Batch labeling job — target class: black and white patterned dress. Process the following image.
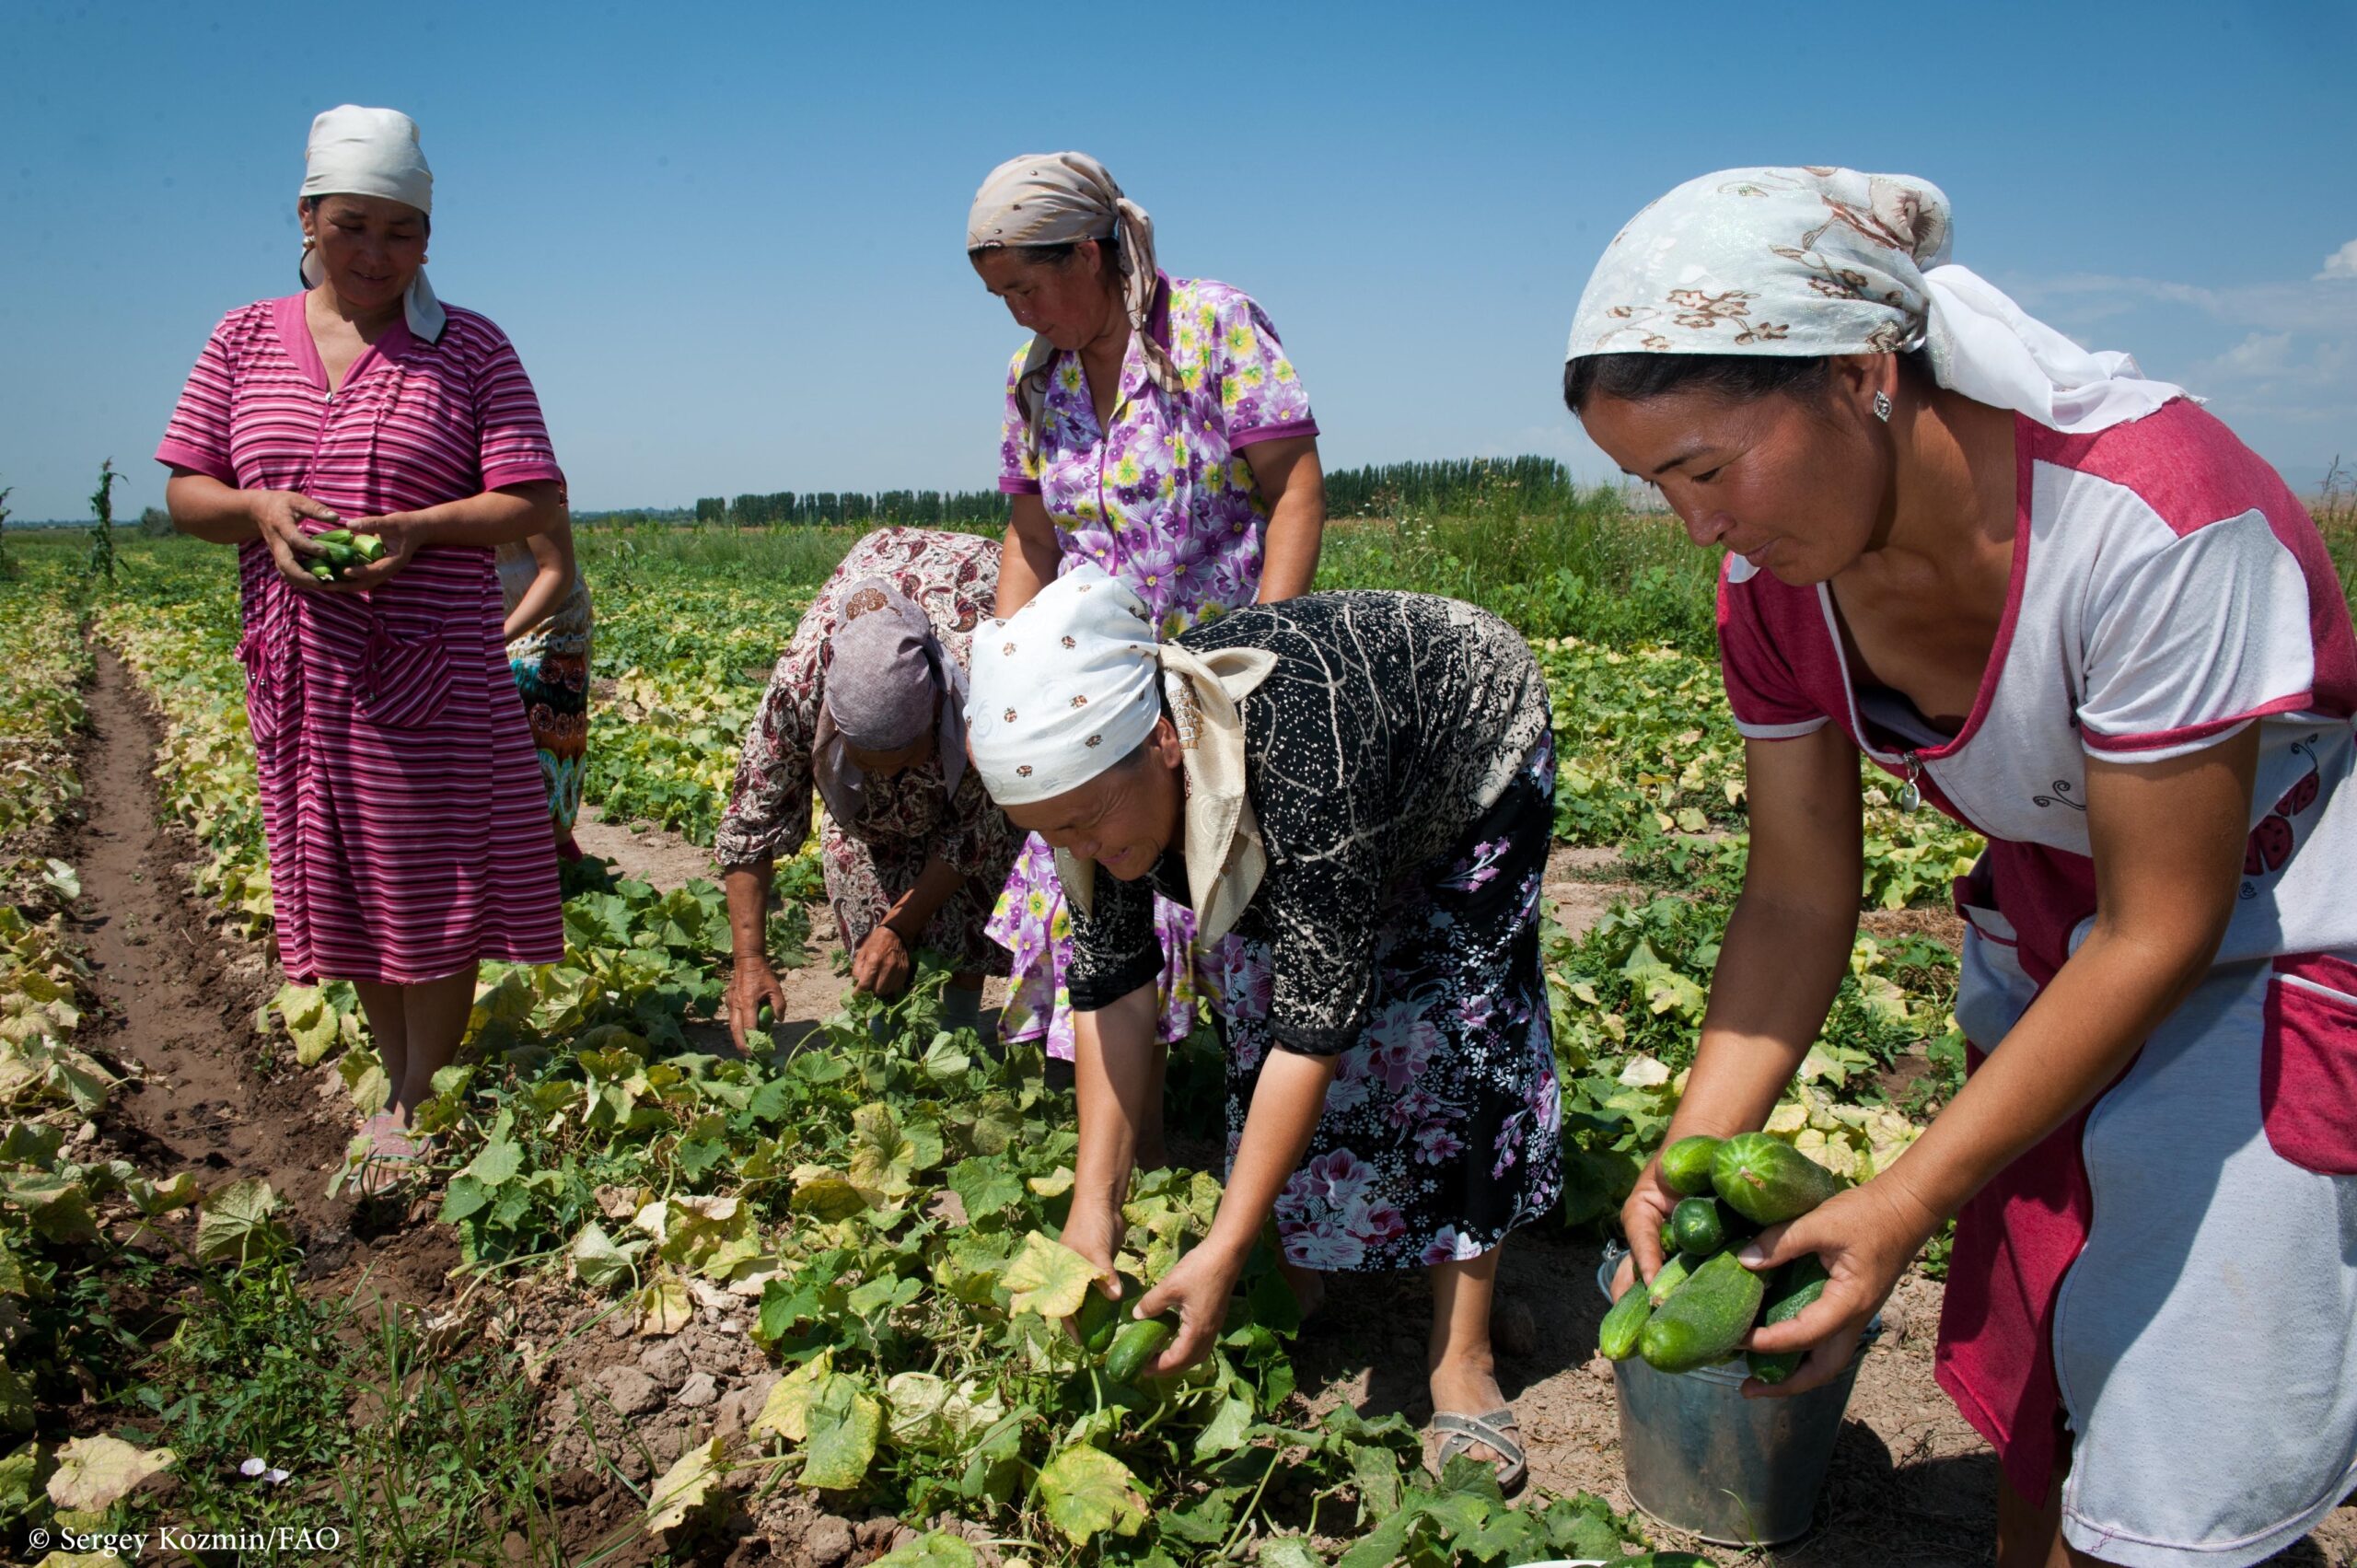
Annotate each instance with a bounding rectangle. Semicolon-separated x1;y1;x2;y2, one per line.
1066;592;1563;1269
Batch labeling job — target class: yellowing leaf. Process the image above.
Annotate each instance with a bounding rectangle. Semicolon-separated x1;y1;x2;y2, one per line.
800;1374;882;1491
999;1231;1096;1319
47;1434;176;1511
753;1350;834;1443
1037;1443;1149;1544
195;1177;284;1264
635;1275;693;1337
790;1166;875;1220
1616;1055;1672;1089
644;1434;728;1536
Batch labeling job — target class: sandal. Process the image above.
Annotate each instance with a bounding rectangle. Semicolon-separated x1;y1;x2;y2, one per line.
1429;1407;1527;1493
348;1113;430;1199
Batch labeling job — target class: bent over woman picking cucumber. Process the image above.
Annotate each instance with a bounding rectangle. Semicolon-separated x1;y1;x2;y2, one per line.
963;567;1562;1489
156;107;570;1196
1570;168;2357;1567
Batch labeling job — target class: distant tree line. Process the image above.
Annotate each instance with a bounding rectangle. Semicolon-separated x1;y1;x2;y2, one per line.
1320;456;1589;517
696;489;1009;528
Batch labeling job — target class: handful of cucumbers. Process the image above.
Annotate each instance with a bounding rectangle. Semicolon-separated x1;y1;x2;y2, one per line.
1603;1132;1841;1381
1068;1273;1177;1384
304;527;387;581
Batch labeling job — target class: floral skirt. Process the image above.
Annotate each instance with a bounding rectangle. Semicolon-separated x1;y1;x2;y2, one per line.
505;632;589;839
1202;734;1563;1272
986;835;1203;1060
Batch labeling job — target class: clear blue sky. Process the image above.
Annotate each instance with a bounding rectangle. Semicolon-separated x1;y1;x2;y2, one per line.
6;0;2354;519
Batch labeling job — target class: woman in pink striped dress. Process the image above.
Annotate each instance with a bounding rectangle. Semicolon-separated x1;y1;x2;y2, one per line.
157;107;566;1191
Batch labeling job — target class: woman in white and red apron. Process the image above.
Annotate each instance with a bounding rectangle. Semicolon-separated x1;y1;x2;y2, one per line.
1573;168;2357;1566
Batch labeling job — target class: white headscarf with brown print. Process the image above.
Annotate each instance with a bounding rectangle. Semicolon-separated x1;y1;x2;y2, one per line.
1565;166;2188;439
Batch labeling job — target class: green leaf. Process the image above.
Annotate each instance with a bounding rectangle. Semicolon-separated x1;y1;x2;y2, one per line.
999;1230;1095;1319
194;1177;284;1263
945;1156;1024;1224
800;1373;882;1492
2;1174;100;1245
568;1221;644;1291
871;1534;979;1568
1192;1394;1254;1460
438;1175;492;1224
0;1358;33;1433
1348;1441;1403;1515
463;1137;523;1187
1257;1541;1324;1568
1037;1443;1150;1545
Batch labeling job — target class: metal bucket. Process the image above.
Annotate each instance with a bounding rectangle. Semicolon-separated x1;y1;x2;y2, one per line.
1597;1244;1875;1546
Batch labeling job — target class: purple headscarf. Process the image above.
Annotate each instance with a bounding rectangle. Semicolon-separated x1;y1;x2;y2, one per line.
813;579;969;825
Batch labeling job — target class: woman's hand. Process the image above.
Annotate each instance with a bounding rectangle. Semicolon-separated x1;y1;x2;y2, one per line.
1613;1158;1687;1300
1736;1176;1943;1398
850;926;912;998
328;514;427;591
726;955;790;1052
1134;1236;1247;1376
249;490;343;588
1061;1192;1124;1291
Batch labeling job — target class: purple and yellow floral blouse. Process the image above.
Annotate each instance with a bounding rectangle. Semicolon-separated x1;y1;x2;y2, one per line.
996;273;1318;639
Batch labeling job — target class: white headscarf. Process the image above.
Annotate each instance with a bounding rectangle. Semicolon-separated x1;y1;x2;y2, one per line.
300;105;446;343
966;563;1277;943
1565;167;2189;436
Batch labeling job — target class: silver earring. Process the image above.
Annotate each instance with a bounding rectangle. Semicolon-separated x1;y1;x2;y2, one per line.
1872;390;1893;423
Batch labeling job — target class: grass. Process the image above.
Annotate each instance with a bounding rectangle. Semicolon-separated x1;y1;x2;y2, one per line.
113;1252;576;1566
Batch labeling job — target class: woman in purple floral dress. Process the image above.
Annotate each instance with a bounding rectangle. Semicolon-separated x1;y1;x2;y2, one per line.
715;528;1018;1046
966;151;1328;1098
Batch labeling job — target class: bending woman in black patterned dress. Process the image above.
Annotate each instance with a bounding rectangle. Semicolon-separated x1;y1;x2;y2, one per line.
963;563;1562;1488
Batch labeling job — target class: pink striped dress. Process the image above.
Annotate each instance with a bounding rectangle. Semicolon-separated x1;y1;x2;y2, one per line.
156;293;566;984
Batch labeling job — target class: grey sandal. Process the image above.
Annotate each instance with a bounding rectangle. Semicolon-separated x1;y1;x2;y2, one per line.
1429;1407;1527;1492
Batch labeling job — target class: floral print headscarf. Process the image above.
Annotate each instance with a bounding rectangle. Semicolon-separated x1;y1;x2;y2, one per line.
1565;166;2187;435
967;151;1180;433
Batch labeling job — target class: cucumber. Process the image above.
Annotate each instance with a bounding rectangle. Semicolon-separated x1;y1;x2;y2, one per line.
1103;1317;1174;1383
1639;1249;1767;1375
1712;1132;1842;1226
352;533;387;562
1069;1272;1144;1356
1598;1273;1653;1361
308;563;336;581
1657;1219;1677;1256
1746;1254;1830;1386
1669;1197;1735;1258
1644;1249;1697;1308
314;528;354;544
1658;1134;1723;1198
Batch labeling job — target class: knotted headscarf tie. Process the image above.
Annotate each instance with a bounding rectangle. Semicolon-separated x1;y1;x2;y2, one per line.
967;151;1180;435
965;563;1275;944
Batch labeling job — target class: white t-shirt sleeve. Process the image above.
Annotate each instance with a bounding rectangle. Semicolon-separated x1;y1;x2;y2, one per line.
2077;508;2318;763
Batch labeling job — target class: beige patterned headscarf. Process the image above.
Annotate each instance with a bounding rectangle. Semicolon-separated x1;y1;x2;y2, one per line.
967;152;1180;432
1564;166;2187;436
